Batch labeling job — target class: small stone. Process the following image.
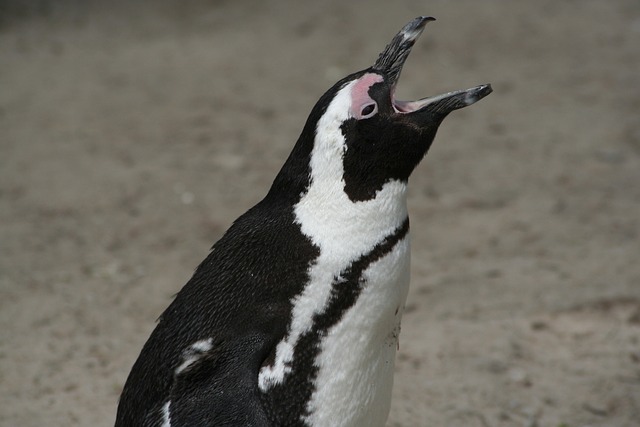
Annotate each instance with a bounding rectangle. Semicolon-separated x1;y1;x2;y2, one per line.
508;368;532;387
530;320;548;331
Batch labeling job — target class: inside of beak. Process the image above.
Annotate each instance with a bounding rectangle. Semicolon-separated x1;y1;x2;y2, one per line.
393;84;493;114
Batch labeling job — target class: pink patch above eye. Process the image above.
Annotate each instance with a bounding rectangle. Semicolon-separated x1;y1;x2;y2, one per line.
350;73;384;119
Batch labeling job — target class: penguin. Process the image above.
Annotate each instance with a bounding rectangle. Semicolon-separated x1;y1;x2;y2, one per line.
116;16;491;427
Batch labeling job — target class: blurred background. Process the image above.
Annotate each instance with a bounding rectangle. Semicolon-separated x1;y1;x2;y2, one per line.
1;1;639;426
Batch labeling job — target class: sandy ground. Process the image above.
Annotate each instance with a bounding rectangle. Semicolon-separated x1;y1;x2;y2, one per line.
2;1;640;426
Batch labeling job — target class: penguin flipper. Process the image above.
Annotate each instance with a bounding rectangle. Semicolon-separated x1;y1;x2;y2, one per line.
163;336;272;427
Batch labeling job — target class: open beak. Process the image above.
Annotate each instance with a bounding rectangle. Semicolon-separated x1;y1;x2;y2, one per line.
373;16;492;116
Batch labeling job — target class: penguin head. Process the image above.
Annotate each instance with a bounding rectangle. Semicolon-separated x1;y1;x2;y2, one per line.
273;17;492;203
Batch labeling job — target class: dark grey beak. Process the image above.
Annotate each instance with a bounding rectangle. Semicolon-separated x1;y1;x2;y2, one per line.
373;16;435;88
413;84;493;115
374;16;492;116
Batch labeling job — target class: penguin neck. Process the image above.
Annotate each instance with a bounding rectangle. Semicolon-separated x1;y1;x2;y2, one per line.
295;124;409;257
294;177;408;254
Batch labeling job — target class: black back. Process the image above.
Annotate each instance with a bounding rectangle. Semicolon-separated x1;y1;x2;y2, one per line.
115;195;320;426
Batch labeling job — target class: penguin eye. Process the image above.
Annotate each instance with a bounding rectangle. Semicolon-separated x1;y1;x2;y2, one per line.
359;103;378;119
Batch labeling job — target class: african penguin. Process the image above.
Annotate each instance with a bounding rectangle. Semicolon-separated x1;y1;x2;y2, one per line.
116;16;492;427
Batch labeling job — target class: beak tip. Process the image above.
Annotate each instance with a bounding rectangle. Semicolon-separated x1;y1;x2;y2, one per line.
464;84;493;106
401;16;436;42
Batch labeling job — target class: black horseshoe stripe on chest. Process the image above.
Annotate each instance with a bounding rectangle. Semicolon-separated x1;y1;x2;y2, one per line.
262;217;410;425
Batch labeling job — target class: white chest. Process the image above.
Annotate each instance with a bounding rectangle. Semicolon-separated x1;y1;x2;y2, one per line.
303;235;411;427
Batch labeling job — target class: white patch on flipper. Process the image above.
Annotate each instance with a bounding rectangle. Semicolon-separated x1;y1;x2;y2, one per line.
303;237;411;427
175;338;214;375
258;75;410;397
160;340;212;426
161;401;171;427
